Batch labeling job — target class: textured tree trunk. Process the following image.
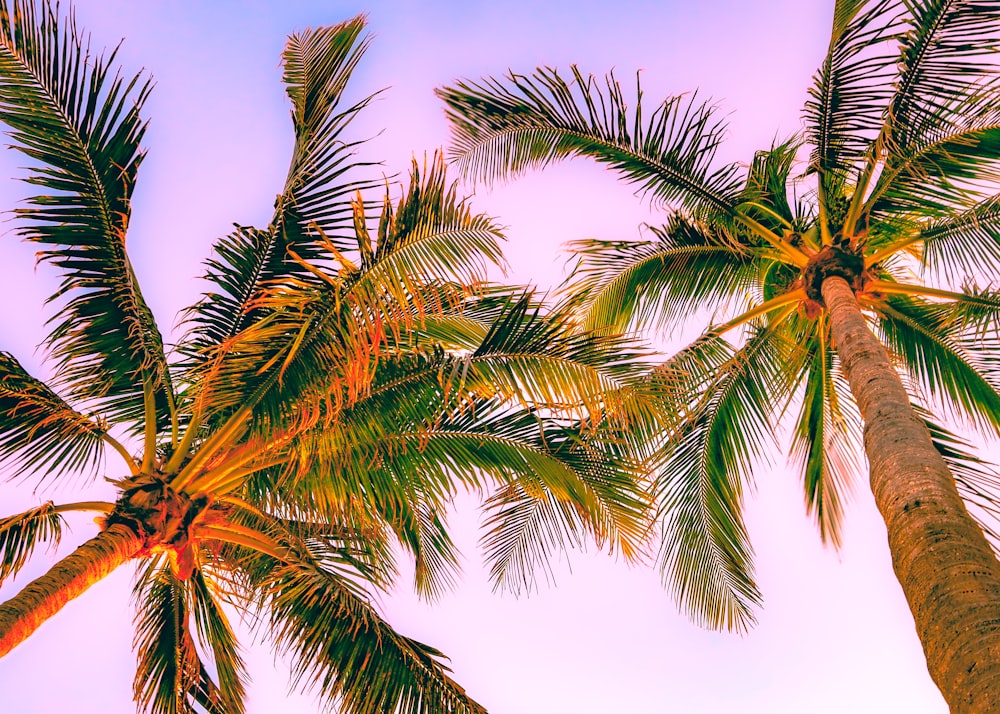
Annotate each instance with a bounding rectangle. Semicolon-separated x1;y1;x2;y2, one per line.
823;275;1000;713
0;522;142;658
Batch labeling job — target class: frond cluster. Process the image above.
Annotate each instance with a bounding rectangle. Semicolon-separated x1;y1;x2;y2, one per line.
441;0;1000;632
0;3;670;713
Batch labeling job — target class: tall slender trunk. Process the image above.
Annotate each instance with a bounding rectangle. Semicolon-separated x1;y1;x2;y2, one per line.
0;522;142;658
823;275;1000;713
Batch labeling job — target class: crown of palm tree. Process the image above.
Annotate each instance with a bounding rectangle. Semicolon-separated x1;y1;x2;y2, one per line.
438;0;1000;708
0;3;666;712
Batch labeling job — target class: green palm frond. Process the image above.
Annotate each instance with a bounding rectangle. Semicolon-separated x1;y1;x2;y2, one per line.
348;156;504;320
278;513;399;590
133;562;235;714
466;291;654;411
0;502;63;584
874;293;1000;434
188;567;246;714
480;420;649;594
405;309;491;351
394;492;461;601
268;464;459;604
218;497;396;596
282;17;382;244
0;351;115;479
919;193;1000;275
654;327;796;632
0;0;172;427
866;90;1000;219
184;224;284;359
352;407;594;507
255;421;461;600
787;316;862;546
187;155;504;431
919;407;1000;550
268;307;656;598
437;66;744;222
480;482;585;593
563;215;759;334
292;397;649;568
805;0;903;179
264;350;472;519
930;285;1000;339
264;553;487;714
183;16;381;361
740;136;802;230
882;0;1000;156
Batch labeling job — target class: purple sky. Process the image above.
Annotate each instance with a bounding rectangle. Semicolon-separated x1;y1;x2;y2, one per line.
0;1;951;711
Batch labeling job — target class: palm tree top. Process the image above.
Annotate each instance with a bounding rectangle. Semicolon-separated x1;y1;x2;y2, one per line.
0;3;667;713
438;0;1000;632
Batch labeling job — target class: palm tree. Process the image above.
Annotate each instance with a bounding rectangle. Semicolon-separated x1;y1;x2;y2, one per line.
0;3;660;712
438;0;1000;710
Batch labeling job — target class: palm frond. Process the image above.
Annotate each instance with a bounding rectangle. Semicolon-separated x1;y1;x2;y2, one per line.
264;408;462;601
326;406;593;509
0;0;172;427
132;561;235;714
787;315;862;546
289;382;650;579
282;17;382;244
186;155;504;431
740;135;802;230
919;192;1000;276
874;293;1000;434
654;326;796;632
881;0;1000;157
183;15;381;361
0;502;63;585
188;567;247;714
393;491;462;601
263;552;487;714
464;291;655;414
480;482;585;594
479;420;649;594
348;155;505;322
0;351;110;480
930;284;1000;340
562;214;759;335
218;497;397;596
867;89;1000;219
805;0;903;177
438;66;744;223
917;406;1000;551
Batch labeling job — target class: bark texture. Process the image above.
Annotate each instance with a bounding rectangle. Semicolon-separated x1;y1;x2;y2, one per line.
823;275;1000;713
0;522;142;658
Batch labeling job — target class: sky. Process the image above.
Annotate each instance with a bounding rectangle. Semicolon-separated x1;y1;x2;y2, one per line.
0;1;953;712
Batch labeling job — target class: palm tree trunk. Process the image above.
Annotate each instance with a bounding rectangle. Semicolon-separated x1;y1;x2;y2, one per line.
823;275;1000;713
0;522;142;658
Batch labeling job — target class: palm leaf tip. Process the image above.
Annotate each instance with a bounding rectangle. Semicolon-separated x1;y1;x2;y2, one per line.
0;350;109;480
267;558;487;714
0;502;64;584
282;15;370;124
279;14;385;250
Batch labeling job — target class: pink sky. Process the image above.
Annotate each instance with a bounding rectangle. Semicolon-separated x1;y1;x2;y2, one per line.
0;1;950;711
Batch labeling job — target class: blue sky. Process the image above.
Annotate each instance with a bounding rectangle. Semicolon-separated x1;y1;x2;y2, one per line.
0;1;949;712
